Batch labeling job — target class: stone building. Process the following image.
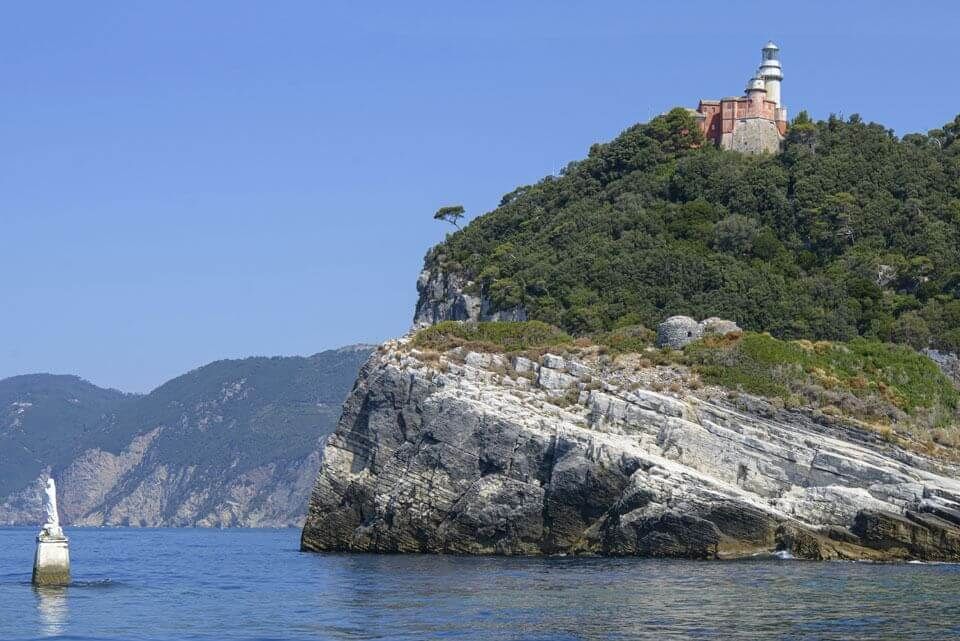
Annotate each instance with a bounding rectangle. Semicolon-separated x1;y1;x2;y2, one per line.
694;42;788;154
655;316;742;350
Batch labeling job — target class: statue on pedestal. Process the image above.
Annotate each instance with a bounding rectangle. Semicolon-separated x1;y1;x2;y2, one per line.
33;477;70;586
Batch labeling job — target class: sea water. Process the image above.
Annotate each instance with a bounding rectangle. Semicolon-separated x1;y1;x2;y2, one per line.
0;527;958;640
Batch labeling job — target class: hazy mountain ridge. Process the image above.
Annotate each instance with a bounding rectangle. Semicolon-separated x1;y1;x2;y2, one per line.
0;345;373;527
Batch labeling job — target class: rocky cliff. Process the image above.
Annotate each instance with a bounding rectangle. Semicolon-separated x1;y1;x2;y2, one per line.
301;340;960;560
413;266;526;327
1;345;372;528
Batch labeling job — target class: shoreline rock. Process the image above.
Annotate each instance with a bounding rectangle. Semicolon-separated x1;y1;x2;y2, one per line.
301;342;960;561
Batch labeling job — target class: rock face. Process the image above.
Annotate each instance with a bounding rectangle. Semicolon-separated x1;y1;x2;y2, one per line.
721;117;783;154
413;267;526;327
655;316;742;349
301;342;960;560
0;346;372;527
923;349;960;388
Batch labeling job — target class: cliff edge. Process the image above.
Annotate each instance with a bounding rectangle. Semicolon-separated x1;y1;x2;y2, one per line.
301;339;960;560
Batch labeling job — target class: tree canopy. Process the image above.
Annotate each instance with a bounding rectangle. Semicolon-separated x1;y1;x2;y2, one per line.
434;205;466;228
424;108;960;352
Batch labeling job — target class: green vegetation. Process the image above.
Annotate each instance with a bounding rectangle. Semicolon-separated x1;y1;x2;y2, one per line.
425;107;960;352
434;205;466;228
0;346;373;498
685;333;958;428
0;375;135;498
411;320;959;447
413;320;572;352
593;324;656;355
133;347;372;474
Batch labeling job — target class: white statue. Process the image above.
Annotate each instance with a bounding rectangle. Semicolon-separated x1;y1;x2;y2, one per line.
34;477;69;585
42;478;62;536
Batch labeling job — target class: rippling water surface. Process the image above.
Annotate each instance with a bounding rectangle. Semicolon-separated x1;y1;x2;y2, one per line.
1;527;958;640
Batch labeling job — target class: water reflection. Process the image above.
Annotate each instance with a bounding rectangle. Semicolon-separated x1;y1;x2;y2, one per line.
33;585;68;636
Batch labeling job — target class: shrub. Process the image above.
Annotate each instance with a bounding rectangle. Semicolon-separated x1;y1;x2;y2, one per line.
412;321;573;353
684;332;959;426
593;324;655;354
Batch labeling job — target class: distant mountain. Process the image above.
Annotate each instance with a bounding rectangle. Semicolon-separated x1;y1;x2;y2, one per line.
0;345;373;527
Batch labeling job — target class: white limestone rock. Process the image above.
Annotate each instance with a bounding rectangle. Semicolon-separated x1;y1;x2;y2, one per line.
301;343;960;561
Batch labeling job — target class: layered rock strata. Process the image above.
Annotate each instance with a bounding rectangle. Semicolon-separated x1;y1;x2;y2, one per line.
302;342;960;560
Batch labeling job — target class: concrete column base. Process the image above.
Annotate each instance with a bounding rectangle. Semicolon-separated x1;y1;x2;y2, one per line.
32;530;70;586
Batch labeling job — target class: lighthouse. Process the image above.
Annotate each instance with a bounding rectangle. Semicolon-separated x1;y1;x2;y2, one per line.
693;41;789;153
759;41;784;115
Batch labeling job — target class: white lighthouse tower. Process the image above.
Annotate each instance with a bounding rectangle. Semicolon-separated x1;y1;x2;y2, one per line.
759;41;783;108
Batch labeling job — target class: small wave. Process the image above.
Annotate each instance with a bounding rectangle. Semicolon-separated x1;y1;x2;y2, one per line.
31;578;119;589
744;549;796;561
69;578;118;588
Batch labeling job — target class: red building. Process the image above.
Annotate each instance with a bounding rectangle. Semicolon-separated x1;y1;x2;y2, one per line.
694;42;788;153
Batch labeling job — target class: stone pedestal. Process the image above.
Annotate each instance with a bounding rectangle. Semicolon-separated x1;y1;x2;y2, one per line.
32;529;70;586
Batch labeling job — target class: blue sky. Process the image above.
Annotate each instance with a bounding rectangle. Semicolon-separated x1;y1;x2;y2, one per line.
3;1;959;393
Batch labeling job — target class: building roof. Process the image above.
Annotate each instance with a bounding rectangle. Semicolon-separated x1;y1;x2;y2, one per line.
763;41;779;50
746;76;766;92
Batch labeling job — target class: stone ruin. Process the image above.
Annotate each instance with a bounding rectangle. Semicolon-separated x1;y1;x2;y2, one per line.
655;316;742;349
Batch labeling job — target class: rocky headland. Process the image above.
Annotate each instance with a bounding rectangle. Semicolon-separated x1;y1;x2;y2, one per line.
301;338;960;560
302;108;960;560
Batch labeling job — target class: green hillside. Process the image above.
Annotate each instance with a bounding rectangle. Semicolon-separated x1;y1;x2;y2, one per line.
0;375;135;498
0;346;372;499
118;347;372;479
427;109;960;351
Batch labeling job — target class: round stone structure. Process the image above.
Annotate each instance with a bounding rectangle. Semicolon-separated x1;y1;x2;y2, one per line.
655;316;742;349
656;316;703;349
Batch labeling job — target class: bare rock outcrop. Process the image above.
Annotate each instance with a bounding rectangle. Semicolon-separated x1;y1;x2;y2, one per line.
413;267;526;328
301;342;960;560
923;349;960;388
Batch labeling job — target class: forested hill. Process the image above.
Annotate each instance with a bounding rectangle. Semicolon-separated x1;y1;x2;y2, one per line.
0;345;373;527
423;109;960;351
